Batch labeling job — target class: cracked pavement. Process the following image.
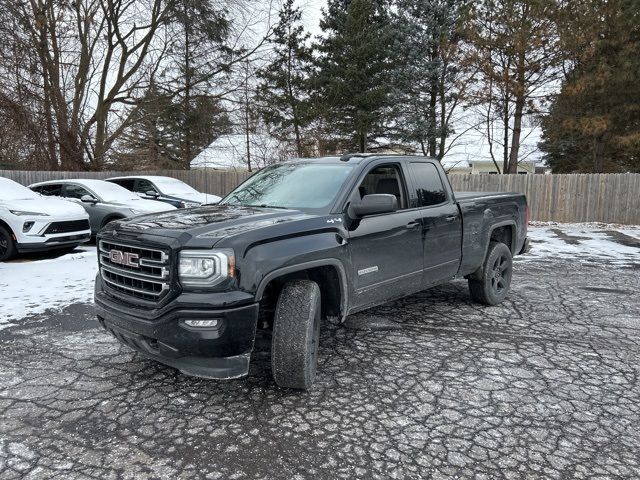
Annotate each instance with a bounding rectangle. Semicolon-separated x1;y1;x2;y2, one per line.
1;254;640;479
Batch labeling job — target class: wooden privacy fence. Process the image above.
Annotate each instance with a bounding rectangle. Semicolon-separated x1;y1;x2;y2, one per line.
448;173;640;225
0;169;251;198
2;169;639;225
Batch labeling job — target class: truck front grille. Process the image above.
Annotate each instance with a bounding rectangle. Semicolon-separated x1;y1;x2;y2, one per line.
98;240;170;302
45;219;90;234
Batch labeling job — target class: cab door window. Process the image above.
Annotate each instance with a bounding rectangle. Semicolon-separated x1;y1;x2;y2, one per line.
135;179;158;195
63;184;93;200
356;164;408;210
35;184;63;196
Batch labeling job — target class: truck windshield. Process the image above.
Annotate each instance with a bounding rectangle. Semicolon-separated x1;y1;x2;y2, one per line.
221;163;353;211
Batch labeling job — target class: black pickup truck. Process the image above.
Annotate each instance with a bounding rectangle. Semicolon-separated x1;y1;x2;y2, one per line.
95;155;529;389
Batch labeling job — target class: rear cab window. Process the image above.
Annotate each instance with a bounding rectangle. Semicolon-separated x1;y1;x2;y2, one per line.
409;162;448;207
111;179;136;190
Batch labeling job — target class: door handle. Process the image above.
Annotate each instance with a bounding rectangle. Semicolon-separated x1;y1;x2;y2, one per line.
406;221;420;229
444;215;458;222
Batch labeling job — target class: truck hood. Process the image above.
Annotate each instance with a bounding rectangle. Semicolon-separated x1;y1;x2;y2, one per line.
110;205;316;241
0;197;88;217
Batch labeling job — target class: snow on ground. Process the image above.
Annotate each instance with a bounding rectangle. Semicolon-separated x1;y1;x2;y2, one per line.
0;247;97;330
521;222;640;267
0;224;638;330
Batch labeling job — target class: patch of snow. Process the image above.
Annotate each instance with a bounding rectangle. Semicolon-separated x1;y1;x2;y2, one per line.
0;247;97;330
520;223;640;266
0;223;637;330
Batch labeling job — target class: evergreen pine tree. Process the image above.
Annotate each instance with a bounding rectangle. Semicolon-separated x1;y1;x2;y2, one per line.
540;0;640;173
257;0;313;157
390;0;468;159
313;0;393;153
167;0;236;168
115;84;230;170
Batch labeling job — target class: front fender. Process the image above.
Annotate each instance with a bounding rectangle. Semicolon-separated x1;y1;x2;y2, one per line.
238;231;350;308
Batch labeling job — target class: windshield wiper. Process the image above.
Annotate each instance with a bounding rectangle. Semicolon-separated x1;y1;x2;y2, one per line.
253;204;290;209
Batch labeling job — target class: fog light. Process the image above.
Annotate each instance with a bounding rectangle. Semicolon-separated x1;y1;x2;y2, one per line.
23;221;35;233
184;319;219;328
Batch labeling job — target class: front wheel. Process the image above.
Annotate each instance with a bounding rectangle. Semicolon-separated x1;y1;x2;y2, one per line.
271;279;321;389
468;241;513;305
0;226;17;262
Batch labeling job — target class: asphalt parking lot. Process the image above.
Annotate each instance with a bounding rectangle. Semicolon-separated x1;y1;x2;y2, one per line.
1;238;640;478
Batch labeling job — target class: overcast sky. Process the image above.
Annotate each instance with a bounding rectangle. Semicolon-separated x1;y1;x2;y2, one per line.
297;0;325;36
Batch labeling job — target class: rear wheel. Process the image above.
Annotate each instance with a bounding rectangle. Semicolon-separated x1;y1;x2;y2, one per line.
0;226;17;262
271;279;321;389
468;241;513;305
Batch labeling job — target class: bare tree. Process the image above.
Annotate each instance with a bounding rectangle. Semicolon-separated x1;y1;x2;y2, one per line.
464;0;559;173
0;0;172;169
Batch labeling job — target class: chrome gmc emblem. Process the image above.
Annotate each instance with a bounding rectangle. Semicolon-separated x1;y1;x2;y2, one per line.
109;250;139;268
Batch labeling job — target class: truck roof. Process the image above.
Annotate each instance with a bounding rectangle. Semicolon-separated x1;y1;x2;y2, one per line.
285;154;437;165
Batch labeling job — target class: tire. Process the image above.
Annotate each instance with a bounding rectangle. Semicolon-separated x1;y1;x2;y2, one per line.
468;241;513;305
0;226;17;262
271;279;322;389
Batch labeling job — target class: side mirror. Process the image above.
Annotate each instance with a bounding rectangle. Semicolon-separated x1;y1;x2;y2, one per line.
146;190;160;198
80;194;98;204
348;194;398;218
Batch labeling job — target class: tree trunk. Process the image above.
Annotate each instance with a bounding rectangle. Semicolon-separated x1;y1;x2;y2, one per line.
359;131;366;153
502;97;510;174
58;127;84;171
428;87;437;157
43;86;58;170
285;33;304;158
508;50;527;174
182;1;192;169
593;134;605;172
293;120;302;157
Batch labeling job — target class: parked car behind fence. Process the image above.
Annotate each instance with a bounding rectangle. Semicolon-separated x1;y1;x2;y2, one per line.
0;177;91;261
106;175;221;209
29;179;176;235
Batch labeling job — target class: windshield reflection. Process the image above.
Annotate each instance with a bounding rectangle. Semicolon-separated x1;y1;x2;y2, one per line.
221;163;353;211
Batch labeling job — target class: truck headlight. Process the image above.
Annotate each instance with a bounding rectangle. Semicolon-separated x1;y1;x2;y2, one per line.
178;249;235;287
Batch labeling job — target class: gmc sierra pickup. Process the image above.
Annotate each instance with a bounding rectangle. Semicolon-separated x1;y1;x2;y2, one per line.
95;155;529;389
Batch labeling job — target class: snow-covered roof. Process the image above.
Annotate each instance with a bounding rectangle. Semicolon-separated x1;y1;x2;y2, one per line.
191;133;285;170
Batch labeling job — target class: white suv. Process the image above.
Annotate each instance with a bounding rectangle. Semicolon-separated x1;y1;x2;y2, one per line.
0;177;91;261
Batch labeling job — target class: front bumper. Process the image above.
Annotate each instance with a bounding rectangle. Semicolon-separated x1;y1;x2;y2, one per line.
17;232;91;252
95;277;259;379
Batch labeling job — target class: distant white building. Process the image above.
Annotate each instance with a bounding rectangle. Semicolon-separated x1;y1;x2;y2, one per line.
441;117;546;174
191;133;289;171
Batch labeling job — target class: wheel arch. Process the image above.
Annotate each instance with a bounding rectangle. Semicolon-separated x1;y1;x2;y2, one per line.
487;221;517;254
256;259;349;322
0;219;16;237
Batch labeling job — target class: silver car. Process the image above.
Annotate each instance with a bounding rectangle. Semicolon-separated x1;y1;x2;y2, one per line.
29;179;176;235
